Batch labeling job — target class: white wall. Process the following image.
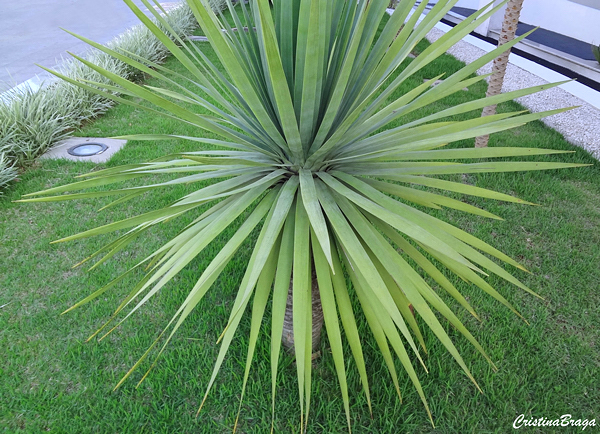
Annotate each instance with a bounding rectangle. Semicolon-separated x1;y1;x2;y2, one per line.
456;0;600;44
455;0;482;9
519;0;600;44
454;0;499;34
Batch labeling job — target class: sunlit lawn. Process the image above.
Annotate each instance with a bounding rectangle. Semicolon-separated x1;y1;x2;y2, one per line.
1;10;599;434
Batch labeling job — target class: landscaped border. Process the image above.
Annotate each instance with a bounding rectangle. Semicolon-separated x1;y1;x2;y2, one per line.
0;0;226;195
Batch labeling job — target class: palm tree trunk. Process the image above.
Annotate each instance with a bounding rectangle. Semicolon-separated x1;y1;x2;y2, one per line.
474;0;525;148
281;274;324;355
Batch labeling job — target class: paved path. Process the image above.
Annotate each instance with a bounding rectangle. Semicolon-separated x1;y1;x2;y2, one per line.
0;0;175;91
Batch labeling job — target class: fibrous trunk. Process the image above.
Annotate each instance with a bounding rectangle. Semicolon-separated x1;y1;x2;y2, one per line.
281;274;324;354
475;0;525;148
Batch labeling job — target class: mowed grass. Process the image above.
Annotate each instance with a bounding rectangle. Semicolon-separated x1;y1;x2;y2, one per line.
1;11;599;433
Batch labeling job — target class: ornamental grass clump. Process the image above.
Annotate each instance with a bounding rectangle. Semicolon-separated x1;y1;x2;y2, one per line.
0;153;17;194
20;0;584;430
0;85;73;164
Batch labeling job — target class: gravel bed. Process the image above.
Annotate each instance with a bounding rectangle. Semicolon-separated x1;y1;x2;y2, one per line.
426;27;600;161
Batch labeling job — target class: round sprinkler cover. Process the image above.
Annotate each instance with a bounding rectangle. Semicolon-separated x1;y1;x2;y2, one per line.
67;142;108;157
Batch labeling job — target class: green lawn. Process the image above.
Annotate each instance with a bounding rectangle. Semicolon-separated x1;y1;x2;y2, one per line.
1;11;599;434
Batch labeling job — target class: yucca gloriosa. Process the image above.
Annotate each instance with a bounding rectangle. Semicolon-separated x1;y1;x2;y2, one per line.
19;0;584;430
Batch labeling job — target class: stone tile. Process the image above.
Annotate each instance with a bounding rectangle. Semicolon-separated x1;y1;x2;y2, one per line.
40;137;127;163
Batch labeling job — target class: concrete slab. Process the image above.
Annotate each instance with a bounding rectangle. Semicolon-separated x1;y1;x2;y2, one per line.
41;137;127;163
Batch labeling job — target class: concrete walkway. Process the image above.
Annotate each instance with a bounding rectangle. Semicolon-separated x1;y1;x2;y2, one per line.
0;0;177;91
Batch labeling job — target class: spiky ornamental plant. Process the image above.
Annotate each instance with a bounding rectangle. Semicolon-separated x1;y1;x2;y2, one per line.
592;43;600;64
20;0;584;430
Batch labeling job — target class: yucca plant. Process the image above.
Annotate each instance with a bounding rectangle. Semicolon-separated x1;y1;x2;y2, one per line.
20;0;583;430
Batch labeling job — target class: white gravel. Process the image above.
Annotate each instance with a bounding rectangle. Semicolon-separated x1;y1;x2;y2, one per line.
426;27;600;161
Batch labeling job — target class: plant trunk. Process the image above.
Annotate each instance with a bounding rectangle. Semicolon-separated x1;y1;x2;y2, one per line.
475;0;525;148
281;274;324;355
